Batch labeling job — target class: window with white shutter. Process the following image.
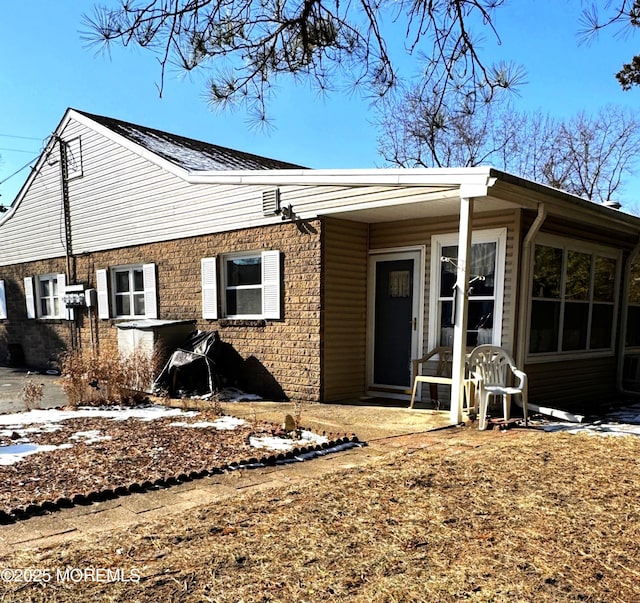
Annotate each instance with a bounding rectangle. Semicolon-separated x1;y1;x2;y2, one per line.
96;263;158;319
218;250;282;319
24;274;69;319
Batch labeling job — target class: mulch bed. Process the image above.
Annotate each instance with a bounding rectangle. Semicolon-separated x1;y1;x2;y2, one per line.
0;409;347;519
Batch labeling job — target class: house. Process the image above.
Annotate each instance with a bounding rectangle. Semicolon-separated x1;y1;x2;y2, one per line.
1;108;639;423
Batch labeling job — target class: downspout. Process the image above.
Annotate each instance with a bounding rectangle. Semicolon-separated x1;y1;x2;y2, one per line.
616;236;640;396
515;204;546;369
512;204;591;422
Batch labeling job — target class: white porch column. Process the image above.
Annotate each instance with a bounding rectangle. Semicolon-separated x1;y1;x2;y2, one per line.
450;195;474;424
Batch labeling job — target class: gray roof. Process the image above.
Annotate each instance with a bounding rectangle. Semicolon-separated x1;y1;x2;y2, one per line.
76;110;307;172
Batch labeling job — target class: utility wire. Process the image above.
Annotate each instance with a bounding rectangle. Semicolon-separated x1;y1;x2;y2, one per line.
0;155;39;185
0;133;42;141
0;147;40;153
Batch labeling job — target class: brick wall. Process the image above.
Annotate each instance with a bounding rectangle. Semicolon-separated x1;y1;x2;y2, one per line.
0;220;323;402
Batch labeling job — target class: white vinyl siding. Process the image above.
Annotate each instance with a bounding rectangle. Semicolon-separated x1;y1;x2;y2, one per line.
201;257;218;319
0;115;464;267
0;280;6;319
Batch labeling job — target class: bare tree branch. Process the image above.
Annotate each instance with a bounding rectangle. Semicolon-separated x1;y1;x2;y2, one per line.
377;87;640;206
84;0;522;121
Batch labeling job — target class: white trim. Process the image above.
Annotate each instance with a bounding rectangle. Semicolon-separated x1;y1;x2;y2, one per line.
0;280;6;320
428;228;507;351
221;250;282;320
366;248;425;399
201;257;218;319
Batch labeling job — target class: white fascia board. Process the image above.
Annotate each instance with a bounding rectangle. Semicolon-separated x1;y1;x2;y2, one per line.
186;166;497;188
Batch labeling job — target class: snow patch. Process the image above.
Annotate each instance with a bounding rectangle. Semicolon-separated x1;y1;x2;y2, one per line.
169;416;247;430
0;442;73;466
249;430;329;451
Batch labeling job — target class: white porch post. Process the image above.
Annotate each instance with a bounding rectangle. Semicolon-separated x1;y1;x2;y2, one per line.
450;194;474;424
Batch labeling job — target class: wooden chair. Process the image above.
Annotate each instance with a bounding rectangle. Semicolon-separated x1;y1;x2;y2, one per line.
467;345;529;430
409;347;475;412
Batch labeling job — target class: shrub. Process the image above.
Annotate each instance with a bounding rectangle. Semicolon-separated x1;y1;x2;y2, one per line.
59;344;160;407
21;378;44;411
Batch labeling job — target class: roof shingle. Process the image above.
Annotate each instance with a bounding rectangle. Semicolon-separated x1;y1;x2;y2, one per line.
76;110;307;172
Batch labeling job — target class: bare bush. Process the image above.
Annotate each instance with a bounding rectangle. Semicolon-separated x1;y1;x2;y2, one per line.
59;344;160;407
21;378;44;411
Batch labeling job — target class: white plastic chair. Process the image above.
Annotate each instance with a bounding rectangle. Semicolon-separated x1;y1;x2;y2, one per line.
409;347;475;412
467;345;529;430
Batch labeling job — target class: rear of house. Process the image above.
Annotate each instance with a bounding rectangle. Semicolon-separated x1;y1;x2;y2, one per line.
1;108;639;418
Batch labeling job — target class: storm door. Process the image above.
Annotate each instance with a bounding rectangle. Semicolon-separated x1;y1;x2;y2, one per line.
368;251;422;396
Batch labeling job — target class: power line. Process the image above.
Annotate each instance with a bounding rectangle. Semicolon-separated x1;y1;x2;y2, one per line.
0;133;42;141
0;155;39;186
0;147;40;153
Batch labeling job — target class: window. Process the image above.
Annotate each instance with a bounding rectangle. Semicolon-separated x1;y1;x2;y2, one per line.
113;267;145;317
95;264;157;320
529;237;619;356
38;274;61;318
430;229;506;349
23;274;67;319
202;251;281;320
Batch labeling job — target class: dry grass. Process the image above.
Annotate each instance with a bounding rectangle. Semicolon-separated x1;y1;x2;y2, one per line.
1;429;639;602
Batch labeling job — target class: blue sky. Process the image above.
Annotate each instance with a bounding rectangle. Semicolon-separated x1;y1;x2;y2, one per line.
1;1;640;208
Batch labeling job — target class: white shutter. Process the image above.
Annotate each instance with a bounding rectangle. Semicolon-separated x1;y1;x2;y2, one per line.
262;250;281;319
0;280;6;320
57;273;72;320
142;263;158;319
24;277;36;319
96;269;110;319
201;257;218;319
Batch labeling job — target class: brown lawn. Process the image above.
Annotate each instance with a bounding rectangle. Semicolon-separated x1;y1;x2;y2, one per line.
1;429;639;602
